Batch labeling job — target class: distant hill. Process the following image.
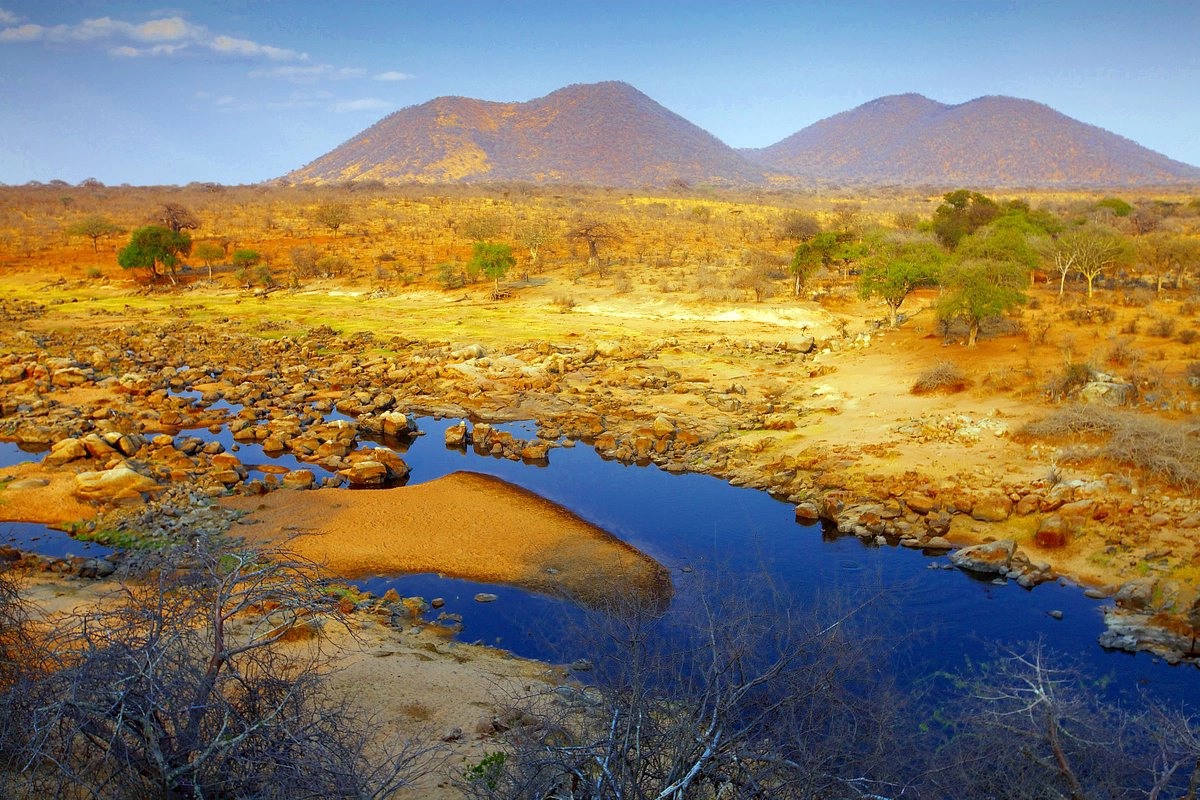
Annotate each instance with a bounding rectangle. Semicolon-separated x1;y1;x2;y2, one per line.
284;81;764;187
743;93;1200;187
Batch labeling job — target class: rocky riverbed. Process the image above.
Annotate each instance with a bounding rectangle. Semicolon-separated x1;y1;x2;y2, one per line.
1;316;1197;662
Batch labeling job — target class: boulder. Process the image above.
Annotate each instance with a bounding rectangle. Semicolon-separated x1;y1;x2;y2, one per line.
950;540;1016;574
970;491;1013;522
794;502;821;522
346;460;388;487
903;492;936;515
652;416;676;438
43;437;88;467
444;422;469;448
1034;515;1071;548
74;463;160;502
281;469;315;490
1080;380;1134;407
520;441;551;461
1114;578;1157;612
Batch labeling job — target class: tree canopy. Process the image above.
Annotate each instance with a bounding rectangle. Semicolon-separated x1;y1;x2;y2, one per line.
937;258;1027;347
66;215;121;252
469;241;516;291
858;240;945;327
116;225;192;284
932;190;999;249
790;231;838;295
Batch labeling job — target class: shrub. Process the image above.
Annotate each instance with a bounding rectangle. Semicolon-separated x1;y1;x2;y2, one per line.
1045;362;1093;398
1106;337;1141;366
911;361;970;394
1178;329;1198;345
85;266;102;280
552;293;577;312
1149;316;1177;338
436;262;463;289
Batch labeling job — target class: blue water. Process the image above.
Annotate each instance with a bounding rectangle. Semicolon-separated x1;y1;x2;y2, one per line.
1;521;113;559
4;403;1196;707
355;417;1196;704
0;440;45;468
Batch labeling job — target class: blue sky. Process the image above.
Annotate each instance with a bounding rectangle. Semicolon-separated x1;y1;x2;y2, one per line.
2;1;1198;185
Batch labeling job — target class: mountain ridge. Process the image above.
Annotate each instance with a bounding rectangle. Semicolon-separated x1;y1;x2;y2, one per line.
284;83;1200;188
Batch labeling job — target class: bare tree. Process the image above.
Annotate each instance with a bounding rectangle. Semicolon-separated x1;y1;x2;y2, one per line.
313;202;353;237
567;220;620;272
3;542;434;799
517;220;555;273
154;202;200;234
462;583;916;800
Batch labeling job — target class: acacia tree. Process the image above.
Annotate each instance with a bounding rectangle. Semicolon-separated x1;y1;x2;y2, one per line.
932;189;999;249
937;258;1027;347
117;225;192;284
1070;226;1132;297
193;241;225;279
789;231;838;295
469;241;516;293
66;214;121;252
313;202;352;237
1137;231;1200;293
858;240;945;327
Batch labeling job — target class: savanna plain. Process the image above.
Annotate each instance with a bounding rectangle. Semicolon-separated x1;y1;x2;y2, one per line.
2;180;1200;798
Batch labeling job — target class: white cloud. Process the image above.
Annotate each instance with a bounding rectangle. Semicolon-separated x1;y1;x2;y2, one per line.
0;9;21;25
0;23;43;42
0;12;306;62
249;64;366;81
335;98;390;113
209;34;303;61
374;70;413;82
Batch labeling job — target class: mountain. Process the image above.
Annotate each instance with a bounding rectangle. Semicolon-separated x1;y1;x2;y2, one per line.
744;94;1200;186
284;81;764;187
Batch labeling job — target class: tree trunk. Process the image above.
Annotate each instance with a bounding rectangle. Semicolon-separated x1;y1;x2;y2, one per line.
793;273;801;296
888;304;898;328
1058;270;1068;297
967;321;979;347
1086;274;1095;297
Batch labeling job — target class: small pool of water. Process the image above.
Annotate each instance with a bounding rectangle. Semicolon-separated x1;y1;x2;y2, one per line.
1;521;113;559
0;440;46;468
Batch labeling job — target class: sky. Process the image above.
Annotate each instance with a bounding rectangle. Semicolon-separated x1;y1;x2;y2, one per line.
1;0;1198;185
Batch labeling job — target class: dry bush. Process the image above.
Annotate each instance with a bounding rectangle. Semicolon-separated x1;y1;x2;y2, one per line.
1018;404;1123;439
1019;406;1200;490
1106;336;1142;366
911;361;971;395
1149;316;1177;338
551;293;577;311
1178;328;1198;345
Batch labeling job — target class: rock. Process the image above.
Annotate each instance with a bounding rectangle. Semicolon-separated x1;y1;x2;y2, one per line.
519;441;550;461
346;460;388;487
431;597;445;609
73;463;160;502
903;492;936;515
444;422;469;448
1080;380;1134;407
1048;610;1064;620
473;592;498;603
1113;578;1157;611
949;540;1016;574
1100;607;1195;662
923;536;953;550
794;502;821;522
1014;494;1040;516
652;416;676;438
6;478;48;490
43;437;88;467
281;469;315;490
970;490;1013;522
1034;515;1072;548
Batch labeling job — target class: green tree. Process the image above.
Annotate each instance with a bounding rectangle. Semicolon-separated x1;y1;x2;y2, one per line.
116;225;191;284
231;249;262;270
937;259;1027;347
858;241;945;328
193;242;225;280
469;241;516;292
932;190;999;249
1095;197;1133;217
790;232;838;295
66;215;121;252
